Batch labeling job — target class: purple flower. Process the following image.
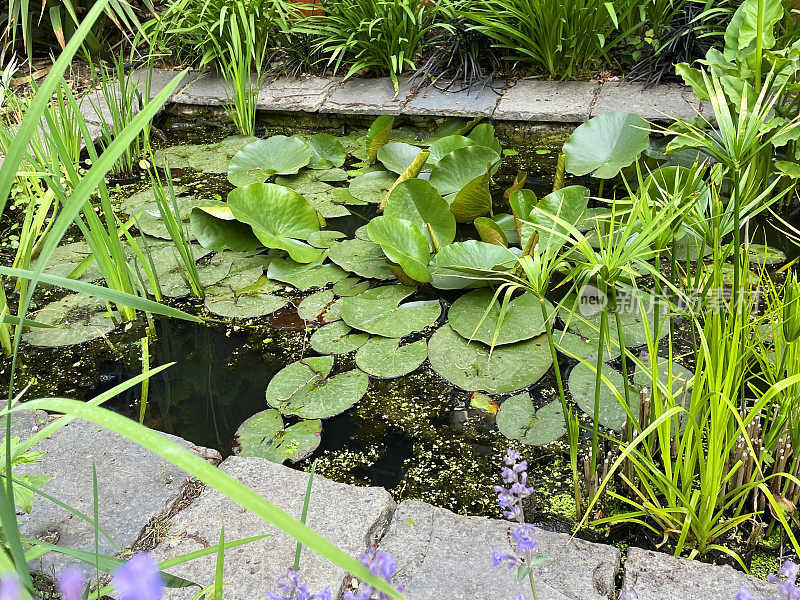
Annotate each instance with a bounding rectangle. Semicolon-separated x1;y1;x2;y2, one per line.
112;554;164;600
57;570;85;600
344;550;402;600
0;575;21;600
266;569;331;600
492;551;519;569
495;450;534;521
619;592;639;600
767;560;800;600
512;524;538;553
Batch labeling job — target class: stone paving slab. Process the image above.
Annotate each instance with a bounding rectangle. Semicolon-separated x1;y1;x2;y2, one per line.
495;80;599;122
320;77;414;116
150;456;396;600
591;82;702;121
15;417;220;579
131;68;202;102
173;72;231;106
376;500;619;600
621;548;778;600
403;81;505;117
258;76;342;112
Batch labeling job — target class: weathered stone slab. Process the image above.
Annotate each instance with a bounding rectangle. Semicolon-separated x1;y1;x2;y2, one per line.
621;548;778;600
320;77;413;116
15;417;220;579
173;73;230;106
377;500;619;600
150;456;396;599
591;82;702;121
494;80;598;122
404;82;504;117
130;68;202;101
258;76;342;112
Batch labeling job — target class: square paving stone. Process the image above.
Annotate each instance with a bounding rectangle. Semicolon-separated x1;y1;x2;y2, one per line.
173;73;232;106
320;77;414;115
591;82;702;121
150;456;397;600
15;418;220;580
376;500;620;600
403;81;505;117
494;80;599;122
130;68;202;102
621;547;779;600
258;76;342;112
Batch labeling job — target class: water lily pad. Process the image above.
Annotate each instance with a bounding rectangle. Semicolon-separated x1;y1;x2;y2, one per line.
24;294;117;347
341;285;441;337
448;290;551;346
430;241;516;290
310;321;370;354
366;115;394;163
349;171;397;204
307;133;346;169
670;233;712;261
298;290;335;321
152;144;205;169
191;204;263;252
333;277;370;297
32;241;102;282
632;357;693;398
323;298;344;322
355;337;427;378
568;362;639;430
563;112;649;179
492;213;519;246
121;185;190;215
228;183;323;264
266;356;369;419
366;216;431;283
305;191;352;219
188;137;254;173
552;329;618;361
213;252;272;290
234;409;321;463
384;179;456;250
131;197;208;240
474;217;507;247
275;174;332;196
328;238;395;280
523;186;590;251
267;256;347;291
427;135;476;165
467;123;502;156
448;167;492;222
203;282;287;318
747;244;786;265
427;324;552;394
428;145;500;197
143;245;232;297
496;395;565;446
377;142;425;174
307;230;346;248
228;136;312;187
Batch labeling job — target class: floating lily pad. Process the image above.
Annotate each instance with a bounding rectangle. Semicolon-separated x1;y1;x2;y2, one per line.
563;112;649;179
355;337;427;378
212;252;271;290
384;179;456;250
430;241;515;290
327;238;395;280
24;294;117;347
427;135;476;165
307;133;346;169
275;174;332;196
191;204;263;252
448;290;551;346
323;297;344;322
632;357;693;397
349;171;397;204
427;324;552;394
307;230;346;248
203;282;287;318
496;395;565;446
552;329;618;361
266;356;369;419
367;216;431;283
228;136;312;187
310;321;370;354
188;136;256;173
670;233;712;261
341;285;441;337
32;241;102;282
333;277;370;297
267;257;347;291
747;244;786;266
377;142;425;174
121;185;190;215
467;123;502;156
568;362;639;430
234;409;321;463
131;197;209;240
152;144;205;169
298;290;335;321
428;145;500;197
305;191;353;219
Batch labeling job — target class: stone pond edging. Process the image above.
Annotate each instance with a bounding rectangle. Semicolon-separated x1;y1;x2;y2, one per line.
10;406;781;600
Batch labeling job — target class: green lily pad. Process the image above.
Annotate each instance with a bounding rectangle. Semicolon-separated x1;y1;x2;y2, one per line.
523;186;590;251
267;256;347;291
448;290;551;346
234;409;321;463
474;217;507;247
670;233;712;261
355;337;427;378
323;297;344;322
349;171;397;204
307;133;346;169
568;362;639;430
366;216;431;283
212;252;272;290
191;204;263;252
632;356;693;397
366;115;394;163
305;191;353;219
332;277;371;297
203;284;287;318
496;395;565;446
298;290;335;321
448;167;492;222
188;136;257;173
747;244;786;266
467;123;502;156
228;183;323;264
428;145;500;197
492;213;519;246
563;112;649;179
23;294;117;347
430;241;516;290
552;329;617;361
384;179;456;250
144;245;233;298
121;185;190;215
427;135;476;165
266;356;369;419
377;142;425;174
32;241;102;282
427;324;552;394
341;285;441;337
310;321;370;354
152;144;204;169
228;136;312;187
275;174;332;196
131;197;208;240
307;230;346;248
327;238;395;280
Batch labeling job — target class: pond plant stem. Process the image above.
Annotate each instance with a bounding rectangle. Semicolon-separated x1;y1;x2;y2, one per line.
591;280;608;481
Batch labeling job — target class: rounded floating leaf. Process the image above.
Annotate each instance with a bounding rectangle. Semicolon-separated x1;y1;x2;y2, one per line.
355;337;427;379
448;290;551;346
377;142;425;174
349;171;397;204
366;215;432;283
430;240;516;290
191;204;263;252
467;123;502;156
428;145;500;197
427;135;476;165
310;321;369;354
568;362;639;430
228;136;312;187
747;244;786;266
328;238;395;280
234;409;321;463
266;356;369;419
427;324;552;394
333;277;370;297
496;395;566;446
307;133;346;169
23;294;116;347
552;329;618;362
298;290;335;321
563;112;649;179
632;357;693;398
384;179;456;250
307;230;346;249
204;288;287;318
341;285;441;337
267;256;347;291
